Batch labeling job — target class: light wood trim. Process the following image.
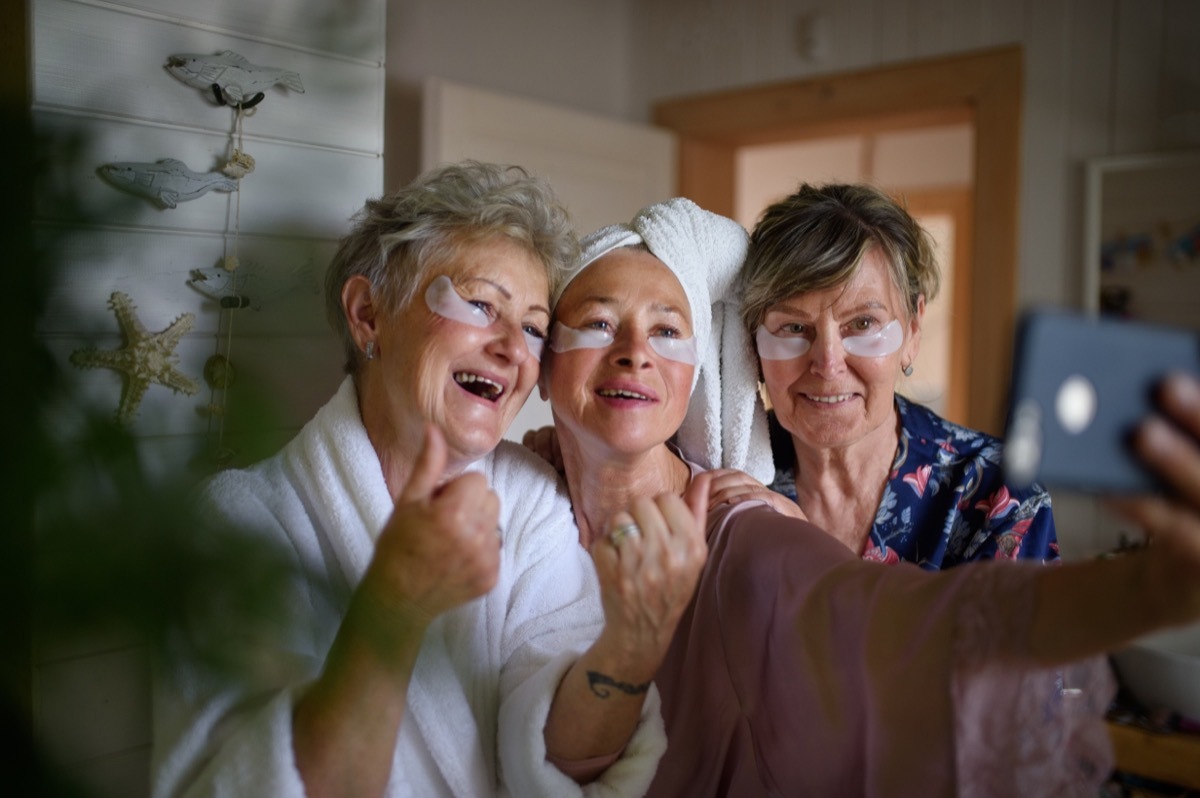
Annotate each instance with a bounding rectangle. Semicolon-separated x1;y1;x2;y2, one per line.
1108;722;1200;789
655;46;1023;435
902;187;973;427
677;138;737;219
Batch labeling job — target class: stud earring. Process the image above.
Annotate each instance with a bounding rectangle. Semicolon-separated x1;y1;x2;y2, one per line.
902;363;913;377
365;340;376;361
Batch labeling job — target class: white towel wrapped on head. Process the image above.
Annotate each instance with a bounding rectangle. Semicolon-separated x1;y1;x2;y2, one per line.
562;198;775;484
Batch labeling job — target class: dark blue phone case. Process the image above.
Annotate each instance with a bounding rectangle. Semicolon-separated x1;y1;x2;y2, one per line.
1004;310;1200;493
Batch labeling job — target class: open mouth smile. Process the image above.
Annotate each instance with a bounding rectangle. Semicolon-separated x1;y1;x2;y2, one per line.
454;372;505;402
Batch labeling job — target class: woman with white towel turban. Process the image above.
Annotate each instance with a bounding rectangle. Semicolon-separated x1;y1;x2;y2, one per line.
539;196;1200;796
151;161;681;798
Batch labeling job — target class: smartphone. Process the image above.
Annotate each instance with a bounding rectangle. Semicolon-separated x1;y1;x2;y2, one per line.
1003;309;1200;493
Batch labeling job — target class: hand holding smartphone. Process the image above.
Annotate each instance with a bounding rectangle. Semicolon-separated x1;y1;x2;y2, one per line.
1004;310;1200;494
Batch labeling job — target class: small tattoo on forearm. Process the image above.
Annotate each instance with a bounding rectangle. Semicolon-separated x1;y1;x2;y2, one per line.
587;670;651;698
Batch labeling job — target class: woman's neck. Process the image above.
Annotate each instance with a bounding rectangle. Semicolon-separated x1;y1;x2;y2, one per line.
790;409;900;553
559;434;690;549
355;375;467;501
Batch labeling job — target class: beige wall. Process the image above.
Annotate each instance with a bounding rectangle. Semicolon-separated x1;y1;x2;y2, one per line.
384;0;635;190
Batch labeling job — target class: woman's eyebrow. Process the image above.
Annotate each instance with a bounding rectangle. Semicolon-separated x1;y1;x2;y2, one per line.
840;300;888;315
462;276;511;299
651;302;688;318
464;276;549;317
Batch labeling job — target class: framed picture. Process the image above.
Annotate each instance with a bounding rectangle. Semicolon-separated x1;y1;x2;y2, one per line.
1083;151;1200;328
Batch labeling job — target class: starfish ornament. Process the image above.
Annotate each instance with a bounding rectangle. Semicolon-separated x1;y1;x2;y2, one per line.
70;292;200;424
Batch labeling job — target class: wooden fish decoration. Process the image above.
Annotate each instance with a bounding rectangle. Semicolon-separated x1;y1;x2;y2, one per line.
98;158;237;209
166;50;305;108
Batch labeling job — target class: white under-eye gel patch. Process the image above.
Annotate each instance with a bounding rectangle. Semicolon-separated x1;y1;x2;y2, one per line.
523;332;545;360
649;336;699;365
842;319;904;357
756;326;812;360
425;275;490;328
550;323;698;365
756;319;904;360
550;323;613;352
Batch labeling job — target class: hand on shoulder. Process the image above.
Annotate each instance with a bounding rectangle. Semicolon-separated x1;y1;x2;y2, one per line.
706;468;808;521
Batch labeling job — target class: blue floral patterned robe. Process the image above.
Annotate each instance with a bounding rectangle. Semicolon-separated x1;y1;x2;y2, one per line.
768;395;1059;569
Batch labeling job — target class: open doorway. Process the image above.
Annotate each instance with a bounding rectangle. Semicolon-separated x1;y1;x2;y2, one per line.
653;46;1021;436
733;127;974;425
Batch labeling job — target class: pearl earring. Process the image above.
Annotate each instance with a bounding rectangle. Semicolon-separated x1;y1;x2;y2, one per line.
902;363;913;377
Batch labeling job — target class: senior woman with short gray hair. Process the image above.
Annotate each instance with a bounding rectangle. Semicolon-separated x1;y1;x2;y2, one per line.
710;182;1059;568
152;161;670;798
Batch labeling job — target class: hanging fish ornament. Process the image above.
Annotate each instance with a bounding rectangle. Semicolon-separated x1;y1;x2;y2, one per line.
166;50;305;108
187;256;320;311
98;158;237;209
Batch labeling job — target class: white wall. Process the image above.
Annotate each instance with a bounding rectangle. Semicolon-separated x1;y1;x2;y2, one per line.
31;1;384;794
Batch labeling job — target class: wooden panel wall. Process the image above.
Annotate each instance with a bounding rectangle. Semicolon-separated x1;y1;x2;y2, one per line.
30;1;383;794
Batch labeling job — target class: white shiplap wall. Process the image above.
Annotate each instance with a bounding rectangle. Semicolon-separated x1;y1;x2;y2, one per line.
627;0;1200;558
31;0;384;793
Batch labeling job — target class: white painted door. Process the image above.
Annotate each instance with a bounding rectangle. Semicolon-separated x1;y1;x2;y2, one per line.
422;77;677;440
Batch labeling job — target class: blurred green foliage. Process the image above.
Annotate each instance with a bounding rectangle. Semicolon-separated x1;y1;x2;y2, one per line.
3;91;314;797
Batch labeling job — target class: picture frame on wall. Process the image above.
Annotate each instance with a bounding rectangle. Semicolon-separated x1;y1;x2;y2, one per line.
1083;150;1200;329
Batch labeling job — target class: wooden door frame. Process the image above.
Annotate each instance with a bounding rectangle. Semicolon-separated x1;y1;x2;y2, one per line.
653;46;1022;435
903;186;973;426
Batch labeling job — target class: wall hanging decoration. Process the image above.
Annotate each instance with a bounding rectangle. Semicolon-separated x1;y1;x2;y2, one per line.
166;50;305;108
70;292;199;425
187;257;319;312
97;158;238;209
164;48;305;463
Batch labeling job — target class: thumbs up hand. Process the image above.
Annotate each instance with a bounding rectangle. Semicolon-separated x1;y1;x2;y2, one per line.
359;423;502;628
588;473;710;682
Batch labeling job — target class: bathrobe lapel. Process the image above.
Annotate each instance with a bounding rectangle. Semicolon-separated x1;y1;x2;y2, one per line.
284;377;493;796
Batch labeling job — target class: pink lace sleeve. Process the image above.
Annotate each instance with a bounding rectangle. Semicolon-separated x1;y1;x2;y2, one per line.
952;563;1117;797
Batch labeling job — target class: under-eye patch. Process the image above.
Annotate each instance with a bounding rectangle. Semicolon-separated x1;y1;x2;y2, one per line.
648;336;698;365
425;275;490;328
550;324;613;352
842;319;903;357
756;319;904;360
427;275;544;360
523;332;545;360
755;326;812;360
550;323;699;365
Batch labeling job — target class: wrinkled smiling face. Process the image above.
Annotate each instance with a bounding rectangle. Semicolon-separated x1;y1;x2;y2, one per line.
371;235;550;469
546;249;695;459
757;245;922;456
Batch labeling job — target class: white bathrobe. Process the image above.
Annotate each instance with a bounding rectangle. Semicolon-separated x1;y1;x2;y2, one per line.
151;377;665;798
